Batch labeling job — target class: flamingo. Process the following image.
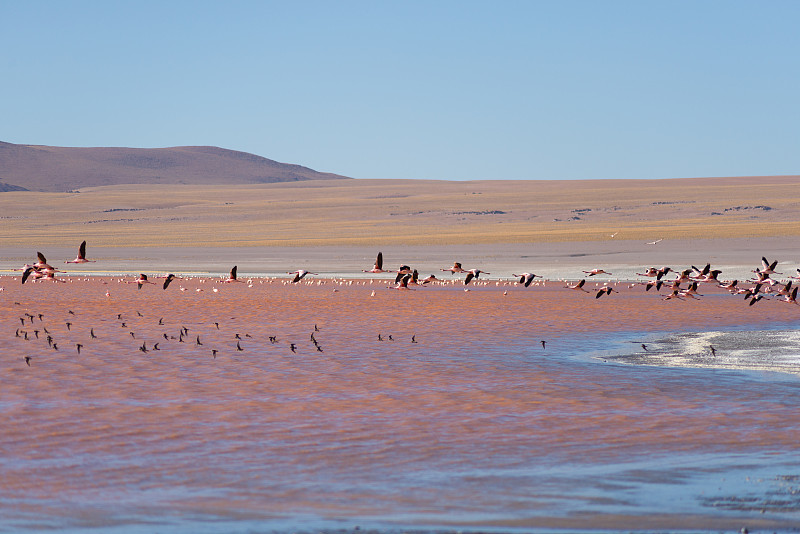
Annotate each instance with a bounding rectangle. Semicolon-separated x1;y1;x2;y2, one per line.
129;274;155;289
513;272;537;287
163;273;177;290
583;269;611;277
464;269;488;285
441;262;467;273
289;270;316;283
565;279;589;292
363;252;390;273
756;257;781;275
421;274;440;284
595;286;617;299
389;274;414;290
65;241;96;264
224;266;243;283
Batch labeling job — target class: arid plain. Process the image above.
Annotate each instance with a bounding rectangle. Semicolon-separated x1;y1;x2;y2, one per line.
2;176;799;277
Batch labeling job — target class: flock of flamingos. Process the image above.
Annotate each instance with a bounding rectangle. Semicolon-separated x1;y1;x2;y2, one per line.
9;241;800;306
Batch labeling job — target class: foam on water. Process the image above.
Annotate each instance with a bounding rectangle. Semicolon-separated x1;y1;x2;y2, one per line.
606;328;800;376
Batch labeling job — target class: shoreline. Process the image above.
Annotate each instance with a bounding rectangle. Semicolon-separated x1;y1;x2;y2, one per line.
2;237;798;282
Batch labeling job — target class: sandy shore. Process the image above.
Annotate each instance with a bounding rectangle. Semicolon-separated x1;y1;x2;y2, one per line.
2;237;797;282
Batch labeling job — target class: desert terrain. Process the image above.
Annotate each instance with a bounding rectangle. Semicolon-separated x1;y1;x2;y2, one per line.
1;176;798;277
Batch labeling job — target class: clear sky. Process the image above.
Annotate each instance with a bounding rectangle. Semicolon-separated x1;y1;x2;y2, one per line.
2;1;798;180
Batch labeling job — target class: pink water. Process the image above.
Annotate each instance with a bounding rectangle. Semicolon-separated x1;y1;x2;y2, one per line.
2;277;800;532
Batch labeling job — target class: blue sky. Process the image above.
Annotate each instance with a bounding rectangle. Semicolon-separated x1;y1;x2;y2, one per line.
2;1;798;180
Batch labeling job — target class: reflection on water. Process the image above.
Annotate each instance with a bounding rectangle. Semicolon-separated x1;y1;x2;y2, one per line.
1;277;800;532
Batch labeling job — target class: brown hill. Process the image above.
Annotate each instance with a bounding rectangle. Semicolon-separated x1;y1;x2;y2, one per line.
0;141;349;192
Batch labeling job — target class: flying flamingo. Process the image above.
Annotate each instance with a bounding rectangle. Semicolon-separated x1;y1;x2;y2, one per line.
583;269;611;276
363;252;390;273
513;272;537;287
65;241;96;264
224;266;243;283
389;274;415;290
129;274;155;289
565;279;589;292
442;262;467;274
289;270;317;283
464;269;488;285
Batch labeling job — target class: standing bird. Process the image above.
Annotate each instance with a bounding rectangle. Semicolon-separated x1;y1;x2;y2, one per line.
514;273;537;287
289;270;316;283
541;340;546;349
65;240;96;264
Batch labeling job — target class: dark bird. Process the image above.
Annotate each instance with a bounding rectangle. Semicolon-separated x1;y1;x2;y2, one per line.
710;345;717;356
290;343;297;353
211;349;218;358
159;317;164;325
514;272;537;287
412;335;417;343
24;356;31;367
65;322;72;331
595;286;615;299
464;269;488;285
139;342;148;353
225;265;242;283
76;343;83;354
33;330;39;339
541;340;547;349
196;336;203;346
236;342;243;351
378;334;383;341
163;273;176;290
153;343;160;351
641;343;648;351
130;332;136;339
289;269;316;283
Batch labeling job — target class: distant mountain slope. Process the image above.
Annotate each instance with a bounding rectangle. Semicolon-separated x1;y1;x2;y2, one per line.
0;141;349;192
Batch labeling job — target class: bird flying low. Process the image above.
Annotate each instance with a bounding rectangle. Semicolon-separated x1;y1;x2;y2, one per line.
289;270;316;283
464;269;487;285
513;272;537;287
363;252;389;273
65;240;96;264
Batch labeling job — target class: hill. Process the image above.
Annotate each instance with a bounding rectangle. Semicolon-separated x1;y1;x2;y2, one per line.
0;141;349;192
